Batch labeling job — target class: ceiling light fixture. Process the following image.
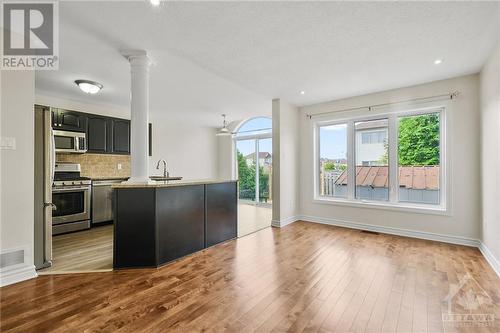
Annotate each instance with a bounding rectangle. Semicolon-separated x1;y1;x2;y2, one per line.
300;90;306;95
75;79;103;94
216;114;233;136
434;59;443;65
150;0;160;6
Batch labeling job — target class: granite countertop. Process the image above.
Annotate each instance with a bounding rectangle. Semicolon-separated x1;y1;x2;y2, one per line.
92;177;130;181
112;179;237;189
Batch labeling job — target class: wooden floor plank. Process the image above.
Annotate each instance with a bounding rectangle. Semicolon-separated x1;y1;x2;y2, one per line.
1;221;499;333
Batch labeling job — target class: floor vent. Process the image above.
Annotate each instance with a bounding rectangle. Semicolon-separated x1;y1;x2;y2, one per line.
1;249;24;268
361;230;380;235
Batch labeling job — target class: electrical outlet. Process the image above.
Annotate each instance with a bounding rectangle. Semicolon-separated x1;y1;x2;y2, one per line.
117;163;122;170
0;137;16;150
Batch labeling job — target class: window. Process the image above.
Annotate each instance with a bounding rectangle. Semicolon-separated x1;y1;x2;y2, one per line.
355;119;389;201
318;124;348;198
398;112;440;205
235;117;273;204
315;107;445;212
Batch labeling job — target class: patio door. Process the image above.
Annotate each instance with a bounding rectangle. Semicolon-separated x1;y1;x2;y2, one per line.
236;138;272;205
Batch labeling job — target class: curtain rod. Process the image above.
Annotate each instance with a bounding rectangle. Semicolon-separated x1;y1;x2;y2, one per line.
306;91;460;119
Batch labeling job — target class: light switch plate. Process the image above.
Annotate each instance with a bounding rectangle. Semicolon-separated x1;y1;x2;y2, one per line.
117;163;122;170
0;137;16;150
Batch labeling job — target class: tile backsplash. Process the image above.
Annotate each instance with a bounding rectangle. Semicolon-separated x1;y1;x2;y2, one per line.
56;153;130;179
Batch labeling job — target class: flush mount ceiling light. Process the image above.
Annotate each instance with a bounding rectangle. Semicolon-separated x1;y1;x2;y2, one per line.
75;80;103;94
150;0;160;6
434;59;443;65
300;90;306;95
216;114;233;136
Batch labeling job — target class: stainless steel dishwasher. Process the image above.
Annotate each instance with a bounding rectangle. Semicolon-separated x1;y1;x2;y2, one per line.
92;179;124;225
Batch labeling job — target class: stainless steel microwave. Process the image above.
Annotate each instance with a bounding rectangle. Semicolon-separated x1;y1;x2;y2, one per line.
53;130;87;153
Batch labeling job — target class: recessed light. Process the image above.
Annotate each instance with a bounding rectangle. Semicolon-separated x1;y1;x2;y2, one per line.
434;59;443;65
150;0;160;6
300;91;306;95
75;80;103;94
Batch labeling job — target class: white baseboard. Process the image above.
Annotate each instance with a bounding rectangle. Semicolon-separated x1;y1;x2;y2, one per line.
478;242;500;278
271;215;299;228
0;264;37;287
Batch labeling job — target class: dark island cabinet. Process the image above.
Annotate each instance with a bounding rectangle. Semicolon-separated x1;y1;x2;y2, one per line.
52;108;87;132
156;186;205;263
113;181;238;269
206;182;238;247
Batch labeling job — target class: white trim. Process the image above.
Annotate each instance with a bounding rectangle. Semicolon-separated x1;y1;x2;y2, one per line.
311;197;449;216
478;242;500;278
0;264;37;287
298;215;479;247
313;103;451;215
271;216;299;228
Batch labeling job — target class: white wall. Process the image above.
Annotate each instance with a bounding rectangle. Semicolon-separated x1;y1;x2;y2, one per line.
35;94;219;181
480;42;500;270
1;70;37;286
299;74;481;242
36;93;130;119
272;99;300;225
149;116;218;180
217;133;235;180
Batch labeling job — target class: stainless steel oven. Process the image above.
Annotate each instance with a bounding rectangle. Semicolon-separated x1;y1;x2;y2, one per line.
52;163;91;235
52;185;91;224
53;130;87;153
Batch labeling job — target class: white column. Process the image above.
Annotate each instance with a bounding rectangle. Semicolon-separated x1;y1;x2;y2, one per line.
123;50;151;184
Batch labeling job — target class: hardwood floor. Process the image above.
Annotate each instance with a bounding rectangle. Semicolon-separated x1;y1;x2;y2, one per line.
1;221;499;332
38;225;113;274
238;203;272;237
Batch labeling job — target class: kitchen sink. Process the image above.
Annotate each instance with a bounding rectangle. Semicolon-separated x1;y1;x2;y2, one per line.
150;176;183;181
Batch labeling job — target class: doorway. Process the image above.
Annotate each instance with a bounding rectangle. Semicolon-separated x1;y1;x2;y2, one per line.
235;117;272;236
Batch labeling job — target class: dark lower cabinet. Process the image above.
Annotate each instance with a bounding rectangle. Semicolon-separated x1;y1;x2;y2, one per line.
157;186;205;263
113;181;238;269
206;182;238;247
114;188;157;268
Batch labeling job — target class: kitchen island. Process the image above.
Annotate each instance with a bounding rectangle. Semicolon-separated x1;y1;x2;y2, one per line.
112;180;237;269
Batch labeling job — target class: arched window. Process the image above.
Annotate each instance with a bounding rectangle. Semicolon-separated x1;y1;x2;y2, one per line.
234;117;272;205
235;117;272;138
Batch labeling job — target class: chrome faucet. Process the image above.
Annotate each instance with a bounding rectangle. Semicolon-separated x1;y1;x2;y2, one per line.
156;159;169;178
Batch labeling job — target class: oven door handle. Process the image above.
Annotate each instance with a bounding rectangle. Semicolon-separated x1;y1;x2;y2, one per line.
52;187;90;193
45;202;57;211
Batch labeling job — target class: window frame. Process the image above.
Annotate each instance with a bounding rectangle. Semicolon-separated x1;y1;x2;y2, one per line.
313;102;450;216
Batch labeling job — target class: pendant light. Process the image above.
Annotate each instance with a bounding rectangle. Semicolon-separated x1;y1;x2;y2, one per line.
216;114;233;136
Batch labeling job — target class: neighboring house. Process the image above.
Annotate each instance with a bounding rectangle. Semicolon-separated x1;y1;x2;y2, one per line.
355;120;388;166
245;152;272;167
323;166;440;204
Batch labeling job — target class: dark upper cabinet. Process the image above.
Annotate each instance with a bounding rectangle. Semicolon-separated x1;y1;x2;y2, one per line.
52;108;86;132
44;105;151;156
86;116;109;153
51;109;58;128
111;119;130;154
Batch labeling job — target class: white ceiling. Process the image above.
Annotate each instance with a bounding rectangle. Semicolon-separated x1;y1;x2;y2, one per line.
36;1;500;126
